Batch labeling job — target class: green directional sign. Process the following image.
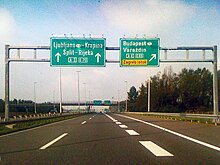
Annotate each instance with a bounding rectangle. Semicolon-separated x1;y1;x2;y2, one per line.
50;37;106;67
93;100;102;105
104;100;111;105
120;38;160;67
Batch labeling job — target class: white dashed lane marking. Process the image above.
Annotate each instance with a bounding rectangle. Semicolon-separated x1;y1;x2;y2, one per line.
125;130;140;136
116;122;122;125
139;141;174;157
81;121;86;125
119;125;128;128
40;133;68;150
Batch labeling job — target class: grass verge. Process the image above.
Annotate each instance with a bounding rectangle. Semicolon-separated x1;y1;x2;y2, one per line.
0;115;79;136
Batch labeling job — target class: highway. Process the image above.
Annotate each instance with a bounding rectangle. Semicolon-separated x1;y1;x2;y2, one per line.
0;113;219;164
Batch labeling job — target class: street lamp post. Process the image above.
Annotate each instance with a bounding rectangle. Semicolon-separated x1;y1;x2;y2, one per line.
33;82;37;114
118;89;120;112
88;90;91;112
148;79;151;112
125;80;128;112
77;71;81;110
59;68;62;114
83;82;87;109
53;90;55;110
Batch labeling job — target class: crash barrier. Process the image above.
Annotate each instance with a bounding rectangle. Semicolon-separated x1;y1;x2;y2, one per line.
0;112;88;125
123;112;220;125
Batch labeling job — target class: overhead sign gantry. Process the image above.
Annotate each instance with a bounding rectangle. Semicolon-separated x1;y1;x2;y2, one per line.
4;35;219;121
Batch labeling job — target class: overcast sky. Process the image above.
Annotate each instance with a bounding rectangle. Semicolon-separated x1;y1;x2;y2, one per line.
0;0;220;103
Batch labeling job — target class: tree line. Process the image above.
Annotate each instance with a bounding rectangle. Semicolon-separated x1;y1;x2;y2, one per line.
0;99;56;114
126;67;220;113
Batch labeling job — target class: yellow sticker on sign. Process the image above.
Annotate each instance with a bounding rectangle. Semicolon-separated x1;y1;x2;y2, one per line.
122;60;148;66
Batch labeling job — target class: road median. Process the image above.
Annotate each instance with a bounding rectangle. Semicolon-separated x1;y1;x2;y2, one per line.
0;113;86;136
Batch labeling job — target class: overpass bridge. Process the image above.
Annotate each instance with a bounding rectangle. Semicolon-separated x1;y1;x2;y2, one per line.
10;101;119;107
52;101;118;106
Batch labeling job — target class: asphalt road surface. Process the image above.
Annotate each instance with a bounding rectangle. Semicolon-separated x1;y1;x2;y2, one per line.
0;113;219;165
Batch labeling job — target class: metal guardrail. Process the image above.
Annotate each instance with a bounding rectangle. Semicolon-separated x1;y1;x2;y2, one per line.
0;112;87;125
123;112;220;123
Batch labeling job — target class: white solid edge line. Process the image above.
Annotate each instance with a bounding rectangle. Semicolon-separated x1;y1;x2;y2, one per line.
119;125;128;128
40;133;68;150
104;113;117;122
139;141;174;157
81;121;86;125
125;130;140;136
117;114;220;152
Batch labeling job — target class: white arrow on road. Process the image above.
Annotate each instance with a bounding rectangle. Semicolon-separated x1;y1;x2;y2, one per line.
149;54;156;62
55;52;61;62
95;53;101;63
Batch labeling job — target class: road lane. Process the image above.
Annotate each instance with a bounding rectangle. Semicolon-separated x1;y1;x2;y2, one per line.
33;113;153;164
117;113;220;146
112;113;220;164
0;114;94;164
0;112;219;164
117;114;220;151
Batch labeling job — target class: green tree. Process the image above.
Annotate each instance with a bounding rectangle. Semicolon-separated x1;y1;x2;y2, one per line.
150;67;179;112
178;68;212;112
161;67;179;108
0;99;5;113
126;67;215;113
150;75;160;111
127;86;138;111
135;84;147;111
